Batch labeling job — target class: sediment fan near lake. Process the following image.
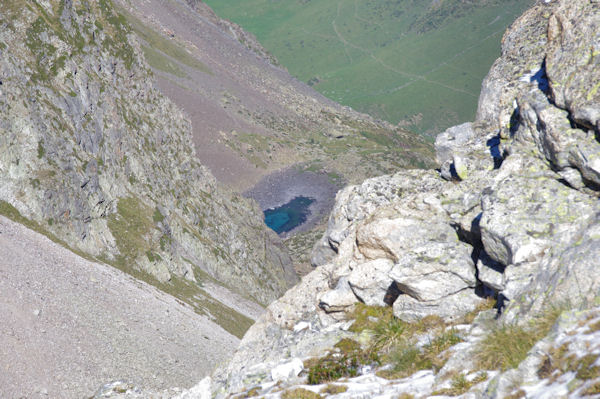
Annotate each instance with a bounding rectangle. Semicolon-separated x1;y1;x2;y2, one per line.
162;0;599;397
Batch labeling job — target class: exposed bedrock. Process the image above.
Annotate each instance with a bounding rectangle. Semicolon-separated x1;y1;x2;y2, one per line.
208;1;600;396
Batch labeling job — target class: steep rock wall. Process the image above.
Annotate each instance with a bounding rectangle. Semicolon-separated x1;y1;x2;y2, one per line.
0;0;296;307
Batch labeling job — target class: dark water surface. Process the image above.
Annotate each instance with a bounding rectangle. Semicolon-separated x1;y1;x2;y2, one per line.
264;196;315;234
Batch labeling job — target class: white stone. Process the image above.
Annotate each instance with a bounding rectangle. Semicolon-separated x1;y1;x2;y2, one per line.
174;377;211;399
270;358;303;382
293;321;311;333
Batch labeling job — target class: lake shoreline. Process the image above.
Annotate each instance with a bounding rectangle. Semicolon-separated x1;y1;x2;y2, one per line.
243;166;342;237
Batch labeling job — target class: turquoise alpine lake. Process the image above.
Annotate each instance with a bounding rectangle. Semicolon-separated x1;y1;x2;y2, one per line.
264;196;315;234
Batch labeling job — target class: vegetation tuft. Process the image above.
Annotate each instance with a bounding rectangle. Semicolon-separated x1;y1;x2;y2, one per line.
476;306;563;371
307;303;465;384
107;196;155;266
319;384;348;395
281;388;322;399
306;338;378;384
432;372;488;396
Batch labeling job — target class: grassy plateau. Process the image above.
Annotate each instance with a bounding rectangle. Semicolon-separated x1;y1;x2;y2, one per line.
203;0;533;138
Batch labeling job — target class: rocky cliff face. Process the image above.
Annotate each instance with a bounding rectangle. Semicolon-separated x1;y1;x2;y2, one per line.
0;0;296;315
179;0;600;397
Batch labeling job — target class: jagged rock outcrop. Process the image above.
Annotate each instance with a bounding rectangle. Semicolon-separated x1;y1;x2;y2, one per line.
197;0;600;397
0;0;296;307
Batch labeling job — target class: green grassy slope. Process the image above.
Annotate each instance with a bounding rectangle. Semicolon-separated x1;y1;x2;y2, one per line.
203;0;533;138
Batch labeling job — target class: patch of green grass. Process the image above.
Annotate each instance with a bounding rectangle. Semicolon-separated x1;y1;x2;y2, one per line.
304;304;462;383
306;338;379;384
346;304;461;379
203;0;533;136
476;307;563;371
433;372;488;396
348;302;394;333
141;45;188;78
281;388;322;399
381;328;462;379
159;234;171;251
119;8;212;75
37;141;45;159
476;324;538;371
107;196;155;265
320;384;348;395
349;303;448;351
153;207;165;223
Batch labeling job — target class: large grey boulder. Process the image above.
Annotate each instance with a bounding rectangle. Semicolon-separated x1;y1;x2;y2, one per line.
545;0;600;130
311;170;444;267
480;154;596;267
476;1;550;130
505;214;600;321
351;206;478;321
